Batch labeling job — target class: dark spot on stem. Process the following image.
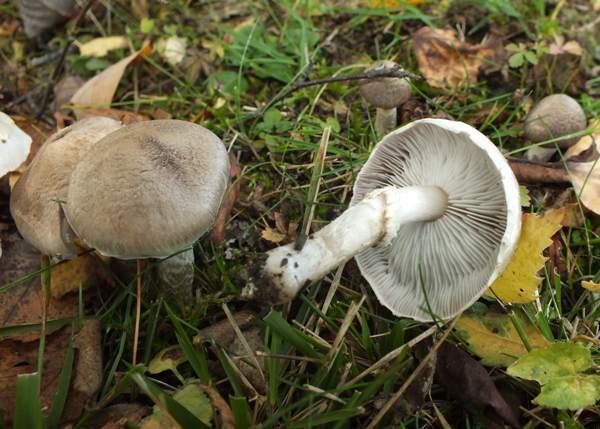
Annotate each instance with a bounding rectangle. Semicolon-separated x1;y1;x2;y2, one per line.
280;258;288;267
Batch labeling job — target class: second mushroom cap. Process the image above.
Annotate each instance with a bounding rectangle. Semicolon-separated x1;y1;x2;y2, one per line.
64;120;230;259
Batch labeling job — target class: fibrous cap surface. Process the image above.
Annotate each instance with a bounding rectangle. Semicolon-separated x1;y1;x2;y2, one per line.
65;120;230;259
360;61;411;109
524;94;586;148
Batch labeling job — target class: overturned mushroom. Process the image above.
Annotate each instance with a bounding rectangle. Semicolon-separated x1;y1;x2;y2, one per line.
524;94;586;162
64;120;230;300
259;119;521;321
10;116;122;258
360;61;411;137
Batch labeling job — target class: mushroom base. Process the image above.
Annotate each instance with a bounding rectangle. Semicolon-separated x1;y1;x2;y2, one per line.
260;185;448;303
375;108;397;137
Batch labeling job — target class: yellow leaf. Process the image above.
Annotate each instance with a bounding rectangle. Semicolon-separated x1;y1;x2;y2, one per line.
78;36;129;58
50;254;100;298
261;227;286;244
455;310;550;367
487;213;561;303
581;281;600;292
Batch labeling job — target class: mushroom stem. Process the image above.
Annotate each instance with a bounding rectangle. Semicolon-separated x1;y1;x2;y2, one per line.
525;146;557;163
261;185;448;302
132;258;142;367
156;249;195;301
374;108;397;137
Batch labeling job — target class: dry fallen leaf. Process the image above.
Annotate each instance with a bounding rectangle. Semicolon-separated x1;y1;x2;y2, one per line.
260;226;286;244
564;131;600;163
548;36;583;56
487;212;562;303
455;310;550;367
79;36;129;58
70;43;150;109
436;342;520;429
412;27;502;89
0;326;70;423
581;280;600;292
0;320;102;424
0;229;77;340
568;161;600;215
50;253;105;298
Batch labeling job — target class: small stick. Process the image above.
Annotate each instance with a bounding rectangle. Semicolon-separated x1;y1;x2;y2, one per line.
132;258;142;366
252;64;419;118
507;157;570;184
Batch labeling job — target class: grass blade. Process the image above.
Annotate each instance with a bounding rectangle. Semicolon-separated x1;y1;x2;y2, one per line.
165;303;211;383
48;338;76;427
13;372;44;429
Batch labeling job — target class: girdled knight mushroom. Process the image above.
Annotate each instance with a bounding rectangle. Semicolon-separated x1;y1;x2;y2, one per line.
259;119;521;321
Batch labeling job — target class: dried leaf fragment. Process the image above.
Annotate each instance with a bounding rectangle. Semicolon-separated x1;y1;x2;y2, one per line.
78;36;129;58
412;27;502;89
581;281;600;292
436;342;520;428
70;44;150;109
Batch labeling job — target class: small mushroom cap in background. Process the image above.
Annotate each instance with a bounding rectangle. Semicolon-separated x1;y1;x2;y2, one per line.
10;117;122;258
351;119;521;321
0;112;32;179
360;60;412;109
65;120;230;259
524;94;586;148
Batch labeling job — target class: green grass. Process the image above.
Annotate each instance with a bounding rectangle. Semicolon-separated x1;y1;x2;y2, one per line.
1;0;600;427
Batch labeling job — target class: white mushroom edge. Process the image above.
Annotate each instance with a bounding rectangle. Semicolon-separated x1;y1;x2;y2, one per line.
0;111;32;179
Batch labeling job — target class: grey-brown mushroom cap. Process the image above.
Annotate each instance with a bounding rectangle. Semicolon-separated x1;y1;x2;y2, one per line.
65;120;230;260
10;116;122;258
351;119;521;322
360;61;412;109
524;94;586;148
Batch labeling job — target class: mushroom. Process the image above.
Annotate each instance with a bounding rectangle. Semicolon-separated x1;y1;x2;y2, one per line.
10;116;122;259
259;119;521;321
360;61;411;137
524;94;586;162
64;120;230;300
0;111;32;179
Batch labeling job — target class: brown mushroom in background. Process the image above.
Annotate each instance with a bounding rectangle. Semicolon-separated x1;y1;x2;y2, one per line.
360;61;412;137
10;117;123;259
524;94;586;162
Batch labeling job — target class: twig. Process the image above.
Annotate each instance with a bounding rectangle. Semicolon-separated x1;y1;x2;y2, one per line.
252;64;420;118
507;157;570;184
35;0;97;118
